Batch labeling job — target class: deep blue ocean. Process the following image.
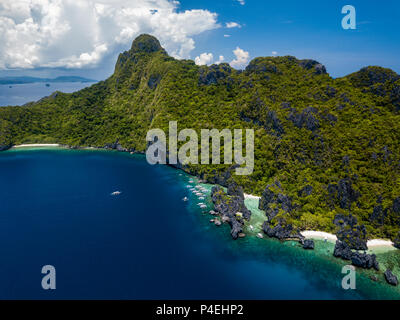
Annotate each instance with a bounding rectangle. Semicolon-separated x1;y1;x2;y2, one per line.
1;148;398;299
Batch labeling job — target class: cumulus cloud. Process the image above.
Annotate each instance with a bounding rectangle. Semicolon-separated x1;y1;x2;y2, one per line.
0;0;220;69
195;52;213;66
237;0;245;5
195;53;224;66
216;55;225;64
230;47;249;69
226;22;241;29
272;51;278;56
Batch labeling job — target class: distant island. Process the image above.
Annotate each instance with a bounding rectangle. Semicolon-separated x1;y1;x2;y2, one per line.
0;76;97;85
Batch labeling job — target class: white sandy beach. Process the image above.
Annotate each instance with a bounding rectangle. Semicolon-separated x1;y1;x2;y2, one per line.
244;193;395;249
301;231;338;242
301;230;394;249
244;193;261;200
367;239;394;248
13;143;60;148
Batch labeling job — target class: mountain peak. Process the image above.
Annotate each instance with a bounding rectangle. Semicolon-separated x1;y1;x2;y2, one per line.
346;66;400;88
131;34;164;54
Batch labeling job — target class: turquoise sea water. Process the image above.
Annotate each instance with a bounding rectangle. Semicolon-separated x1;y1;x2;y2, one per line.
0;147;399;299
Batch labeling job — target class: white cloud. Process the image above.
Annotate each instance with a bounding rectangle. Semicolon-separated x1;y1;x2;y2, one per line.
195;53;224;66
237;0;245;5
47;44;109;69
226;22;241;29
230;47;250;69
0;0;220;69
195;52;213;66
216;55;225;64
272;51;278;56
224;34;231;38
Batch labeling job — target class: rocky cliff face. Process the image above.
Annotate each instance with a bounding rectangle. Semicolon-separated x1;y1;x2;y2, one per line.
262;221;304;242
258;181;306;244
211;183;251;240
384;269;399;286
333;214;368;250
333;240;379;270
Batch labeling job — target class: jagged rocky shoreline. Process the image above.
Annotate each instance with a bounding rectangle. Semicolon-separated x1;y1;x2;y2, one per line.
210;179;399;287
211;183;251;240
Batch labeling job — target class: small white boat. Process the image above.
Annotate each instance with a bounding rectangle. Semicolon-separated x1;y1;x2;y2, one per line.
257;233;264;239
198;197;205;200
111;191;122;196
249;225;254;231
200;204;207;209
182;197;188;202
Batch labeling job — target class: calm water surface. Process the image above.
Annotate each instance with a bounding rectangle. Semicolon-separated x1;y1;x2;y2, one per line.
0;148;398;299
0;82;96;106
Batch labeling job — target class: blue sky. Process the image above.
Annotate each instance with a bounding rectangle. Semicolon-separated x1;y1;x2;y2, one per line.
184;0;400;77
0;0;399;79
